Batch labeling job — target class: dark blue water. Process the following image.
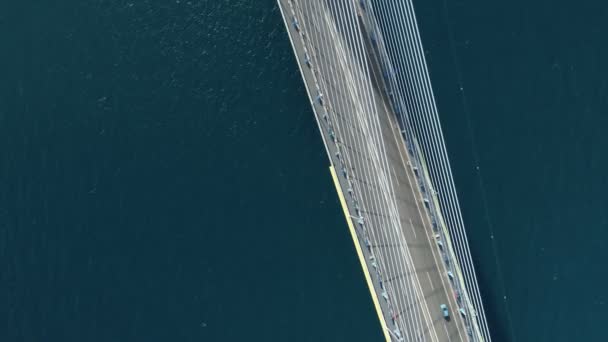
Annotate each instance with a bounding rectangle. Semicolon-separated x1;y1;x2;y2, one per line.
416;0;608;340
1;0;606;341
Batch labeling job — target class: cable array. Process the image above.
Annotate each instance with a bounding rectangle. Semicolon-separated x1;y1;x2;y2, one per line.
359;0;492;340
281;0;492;340
286;0;447;340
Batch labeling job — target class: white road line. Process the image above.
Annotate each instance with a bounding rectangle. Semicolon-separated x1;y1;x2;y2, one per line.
444;322;453;342
409;218;417;239
392;165;399;186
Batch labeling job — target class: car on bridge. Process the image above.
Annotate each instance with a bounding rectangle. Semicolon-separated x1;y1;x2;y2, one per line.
440;304;450;320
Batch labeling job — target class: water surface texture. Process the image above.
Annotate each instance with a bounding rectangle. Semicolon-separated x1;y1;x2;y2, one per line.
1;1;606;341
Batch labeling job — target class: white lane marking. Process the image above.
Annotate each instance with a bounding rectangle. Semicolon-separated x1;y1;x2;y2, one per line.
409;218;417;239
444;322;453;342
427;272;434;290
392;165;399;185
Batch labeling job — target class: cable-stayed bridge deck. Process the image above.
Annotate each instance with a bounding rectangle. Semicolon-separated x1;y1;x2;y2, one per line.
278;0;491;341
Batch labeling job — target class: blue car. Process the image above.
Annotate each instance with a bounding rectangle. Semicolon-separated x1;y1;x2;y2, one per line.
440;304;450;319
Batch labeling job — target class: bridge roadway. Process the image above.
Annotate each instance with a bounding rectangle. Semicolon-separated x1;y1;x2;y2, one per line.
279;0;469;341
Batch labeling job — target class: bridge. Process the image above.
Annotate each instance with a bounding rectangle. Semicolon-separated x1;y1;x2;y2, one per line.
278;0;492;341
